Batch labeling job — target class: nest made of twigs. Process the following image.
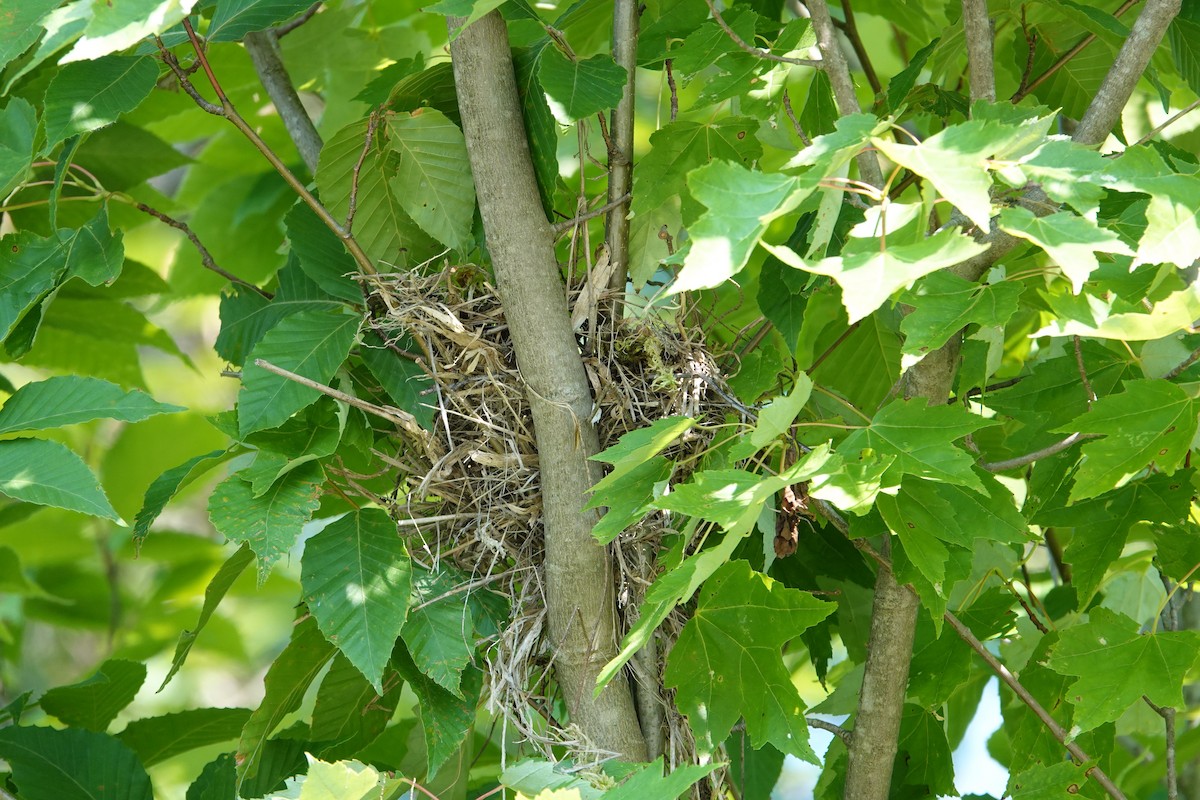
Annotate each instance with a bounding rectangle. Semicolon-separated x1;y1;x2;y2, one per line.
365;264;740;779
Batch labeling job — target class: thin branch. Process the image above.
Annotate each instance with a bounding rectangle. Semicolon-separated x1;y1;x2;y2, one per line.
177;19;387;292
1075;0;1181;147
808;716;853;745
253;358;426;438
1164;341;1200;380
944;611;1129;800
243;29;323;174
1137;97;1200;145
665;58;679;122
961;0;996;104
840;0;882;94
703;0;823;68
155;39;222;115
552;193;631;234
346;112;380;233
782;88;811;145
1073;335;1095;407
131;201;273;299
979;432;1098;472
273;1;321;37
805;0;884;188
1012;0;1141;103
605;0;639;306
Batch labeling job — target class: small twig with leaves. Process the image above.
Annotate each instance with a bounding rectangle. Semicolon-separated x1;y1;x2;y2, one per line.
702;0;822;68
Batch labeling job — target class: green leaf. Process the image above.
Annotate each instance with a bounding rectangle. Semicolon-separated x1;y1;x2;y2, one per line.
604;759;721;800
750;373;812;447
839;398;997;491
0;438;118;520
392;644;482;778
208;462;325;582
160;544;255;691
209;0;316;42
1054;380;1197;500
118;708;251;767
1031;283;1200;341
893;705;956;795
302;508;412;692
0;726;153;800
425;0;507;33
635;117;763;212
384;109;476;251
664;561;836;760
40;659;146;733
74;122;193;192
587;456;673;544
501;760;601;799
401;567;475;697
237;615;336;783
1047;607;1200;732
886;37;939;111
538;48;626;125
1009;761;1094;800
1170;16;1200;97
62;208;125;287
0;0;59;72
872;119;1016;230
998;207;1132;292
1037;473;1191;603
360;331;434;430
42;55;158;149
591;416;694;482
310;653;402;758
0;230;70;340
672;161;814;293
513;44;559;214
765;228;990;323
186;753;237;800
272;756;382;800
242;398;343;496
899;271;1022;361
283;204;363;304
0;376;183;435
238;309;360;436
59;0;194;63
133;449;230;549
0;97;37;197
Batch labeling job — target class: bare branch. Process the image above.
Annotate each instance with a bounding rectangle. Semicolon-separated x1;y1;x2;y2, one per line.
1073;335;1095;407
131;201;272;299
244;30;323;174
605;0;639;302
703;0;823;68
1137;97;1200;145
808;716;853;745
979;432;1098;472
1076;0;1182;147
274;2;321;37
961;0;996;104
665;58;679;122
841;0;881;95
805;0;884;188
782;88;811;145
552;193;631;235
1165;341;1200;380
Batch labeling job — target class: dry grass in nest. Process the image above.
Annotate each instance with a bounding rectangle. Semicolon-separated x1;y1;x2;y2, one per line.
366;265;742;775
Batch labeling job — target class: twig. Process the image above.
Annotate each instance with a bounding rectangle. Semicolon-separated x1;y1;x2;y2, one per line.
273;1;321;37
243;29;323;174
1136;97;1200;145
806;0;884;188
155;39;222;115
131;201;272;299
1073;335;1095;407
944;611;1129;800
1014;7;1038;99
702;0;822;68
1045;528;1072;583
1012;0;1141;103
961;0;996;104
1143;696;1179;799
978;432;1098;472
1165;342;1200;380
840;0;882;94
810;320;861;372
346;113;380;233
808;716;853;745
665;58;679;122
176;19;387;292
1075;0;1180;147
253;358;426;438
782;88;811;145
552;193;631;234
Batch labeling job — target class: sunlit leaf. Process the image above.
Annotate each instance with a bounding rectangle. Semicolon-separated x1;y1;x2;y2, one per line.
385;109;476;251
0;438;118;520
0;376;183;435
538;48;626;125
209;0;315;42
43;55;158;149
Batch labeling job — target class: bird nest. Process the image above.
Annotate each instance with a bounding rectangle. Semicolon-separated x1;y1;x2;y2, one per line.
364;265;742;780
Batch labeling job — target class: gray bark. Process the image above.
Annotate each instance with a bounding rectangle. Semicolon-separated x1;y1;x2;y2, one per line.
244;30;323;174
448;11;647;761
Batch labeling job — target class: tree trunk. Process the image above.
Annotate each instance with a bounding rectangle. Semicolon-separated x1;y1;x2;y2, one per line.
448;12;648;761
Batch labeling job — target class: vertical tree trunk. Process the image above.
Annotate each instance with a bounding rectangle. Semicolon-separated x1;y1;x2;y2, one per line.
448;12;648;761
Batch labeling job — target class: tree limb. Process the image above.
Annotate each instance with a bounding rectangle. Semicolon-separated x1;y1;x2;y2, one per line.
703;0;822;68
244;30;324;174
1075;0;1182;147
605;0;638;301
448;10;647;761
961;0;996;104
805;0;884;188
979;432;1098;472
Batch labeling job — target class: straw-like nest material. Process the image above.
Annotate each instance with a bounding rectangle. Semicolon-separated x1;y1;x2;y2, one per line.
366;265;741;780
